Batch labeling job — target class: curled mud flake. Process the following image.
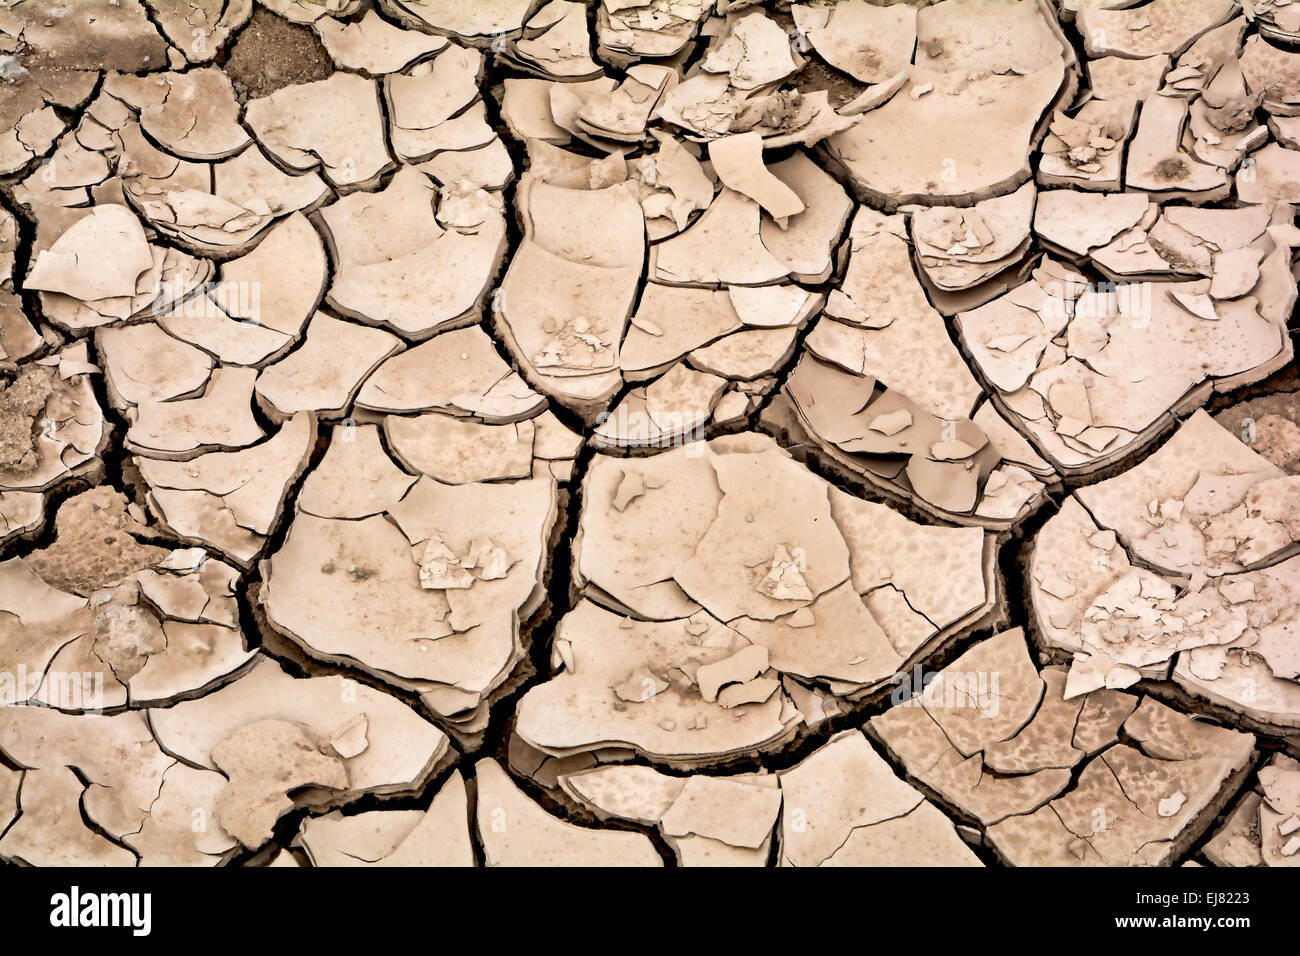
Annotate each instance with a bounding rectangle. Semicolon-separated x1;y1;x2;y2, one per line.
320;168;509;339
246;72;392;189
315;10;447;74
136;413;315;567
779;328;1046;528
501;1;602;81
824;1;1072;209
597;0;711;65
356;325;545;422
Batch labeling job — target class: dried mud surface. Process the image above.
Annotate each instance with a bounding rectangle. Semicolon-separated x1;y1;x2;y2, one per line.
0;0;1298;868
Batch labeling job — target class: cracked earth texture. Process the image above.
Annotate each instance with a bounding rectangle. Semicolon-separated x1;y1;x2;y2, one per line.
0;0;1298;868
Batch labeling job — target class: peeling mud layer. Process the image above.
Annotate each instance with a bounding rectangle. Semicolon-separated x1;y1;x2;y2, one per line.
0;0;1298;872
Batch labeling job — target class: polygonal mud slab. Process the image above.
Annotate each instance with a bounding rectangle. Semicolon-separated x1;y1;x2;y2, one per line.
258;409;575;741
515;432;1000;769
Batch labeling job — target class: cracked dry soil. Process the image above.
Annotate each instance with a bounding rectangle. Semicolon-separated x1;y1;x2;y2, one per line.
0;0;1298;870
